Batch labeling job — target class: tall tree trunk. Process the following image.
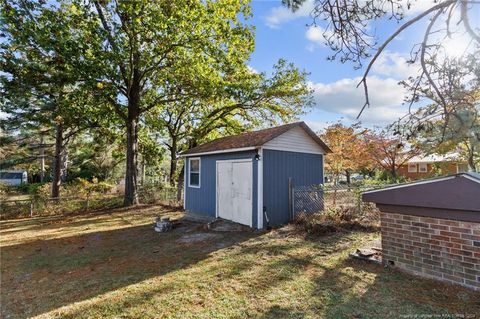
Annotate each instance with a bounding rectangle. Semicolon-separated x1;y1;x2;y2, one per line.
467;145;476;172
51;123;63;198
61;147;68;182
177;162;184;204
345;170;351;185
141;160;146;185
391;158;397;180
169;139;178;187
124;60;142;206
124;116;140;206
391;166;397;180
40;135;45;183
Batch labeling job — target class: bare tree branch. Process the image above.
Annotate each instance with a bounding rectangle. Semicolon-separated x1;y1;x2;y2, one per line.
356;0;456;119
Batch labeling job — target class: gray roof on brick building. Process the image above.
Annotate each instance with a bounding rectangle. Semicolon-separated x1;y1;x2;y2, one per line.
362;173;480;222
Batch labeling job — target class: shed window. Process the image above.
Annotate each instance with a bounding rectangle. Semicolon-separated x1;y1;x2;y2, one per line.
418;163;428;173
408;163;417;173
0;172;23;179
189;158;201;188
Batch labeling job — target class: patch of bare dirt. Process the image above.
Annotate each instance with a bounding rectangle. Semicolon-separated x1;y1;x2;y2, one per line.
176;233;221;245
207;219;252;232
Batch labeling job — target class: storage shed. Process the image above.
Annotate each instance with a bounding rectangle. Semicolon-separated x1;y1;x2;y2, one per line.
363;173;480;291
180;122;331;229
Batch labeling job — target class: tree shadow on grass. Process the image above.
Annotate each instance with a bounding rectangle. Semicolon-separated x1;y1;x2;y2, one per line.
311;258;480;319
52;229;360;319
0;217;258;319
256;305;306;319
0;204;171;236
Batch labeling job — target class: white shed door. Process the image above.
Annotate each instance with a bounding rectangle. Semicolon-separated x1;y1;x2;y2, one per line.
216;160;253;226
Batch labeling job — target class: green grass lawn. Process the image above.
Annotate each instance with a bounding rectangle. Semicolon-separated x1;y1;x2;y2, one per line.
1;205;479;319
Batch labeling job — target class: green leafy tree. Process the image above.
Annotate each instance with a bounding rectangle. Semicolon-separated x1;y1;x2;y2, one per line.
395;56;480;172
365;130;420;180
69;0;256;205
320;123;373;184
149;59;312;187
68;130;125;181
1;1;108;197
404;104;480;172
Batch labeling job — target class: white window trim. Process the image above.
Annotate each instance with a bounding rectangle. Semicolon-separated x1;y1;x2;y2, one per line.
188;157;201;188
418;162;428;173
183;161;187;208
257;148;263;230
408;163;417;173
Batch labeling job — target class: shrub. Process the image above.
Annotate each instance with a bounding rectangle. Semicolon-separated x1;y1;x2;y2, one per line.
294;209;378;236
17;183;47;195
0;183;9;200
65;178;114;198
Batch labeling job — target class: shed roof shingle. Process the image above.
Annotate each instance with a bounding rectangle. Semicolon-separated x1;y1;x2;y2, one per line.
181;122;331;156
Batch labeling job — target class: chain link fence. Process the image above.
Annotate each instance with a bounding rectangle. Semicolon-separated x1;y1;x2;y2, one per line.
292;184;390;222
0;186;181;220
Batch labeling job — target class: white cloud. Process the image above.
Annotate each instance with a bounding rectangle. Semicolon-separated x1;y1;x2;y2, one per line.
264;0;435;29
372;51;419;79
305;26;324;43
403;0;437;17
304;120;330;133
264;0;314;28
309;76;410;124
304;25;335;51
247;65;259;74
305;44;316;52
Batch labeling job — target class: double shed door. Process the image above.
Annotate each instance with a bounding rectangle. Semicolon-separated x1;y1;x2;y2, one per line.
216;159;253;226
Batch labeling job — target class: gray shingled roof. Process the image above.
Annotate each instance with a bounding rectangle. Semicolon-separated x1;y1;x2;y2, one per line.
362;172;480;213
181;122;332;156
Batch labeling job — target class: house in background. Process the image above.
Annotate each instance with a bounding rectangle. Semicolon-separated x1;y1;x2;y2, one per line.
180;122;331;229
397;154;468;180
0;171;28;186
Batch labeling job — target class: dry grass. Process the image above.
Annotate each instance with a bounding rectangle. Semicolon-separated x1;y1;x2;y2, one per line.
1;205;479;319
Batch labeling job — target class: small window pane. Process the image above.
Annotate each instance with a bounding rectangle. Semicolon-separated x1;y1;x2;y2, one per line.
419;163;427;172
189;158;200;187
190;173;199;186
0;172;22;179
408;164;417;173
191;159;199;172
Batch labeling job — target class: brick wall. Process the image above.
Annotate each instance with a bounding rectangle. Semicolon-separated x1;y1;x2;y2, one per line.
397;162;459;180
380;212;480;291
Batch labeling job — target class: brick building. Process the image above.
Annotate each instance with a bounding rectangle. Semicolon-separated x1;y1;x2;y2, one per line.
398;154;469;180
363;173;480;291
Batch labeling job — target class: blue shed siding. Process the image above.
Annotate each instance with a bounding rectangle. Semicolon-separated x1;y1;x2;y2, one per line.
262;149;323;226
184;151;259;228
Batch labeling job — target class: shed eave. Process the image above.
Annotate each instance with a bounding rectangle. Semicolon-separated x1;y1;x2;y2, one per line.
179;146;258;157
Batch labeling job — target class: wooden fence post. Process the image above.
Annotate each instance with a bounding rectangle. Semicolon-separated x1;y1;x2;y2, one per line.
357;190;362;215
30;200;34;218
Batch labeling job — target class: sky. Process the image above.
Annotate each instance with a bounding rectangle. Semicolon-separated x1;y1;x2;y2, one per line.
1;1;476;129
246;0;477;132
